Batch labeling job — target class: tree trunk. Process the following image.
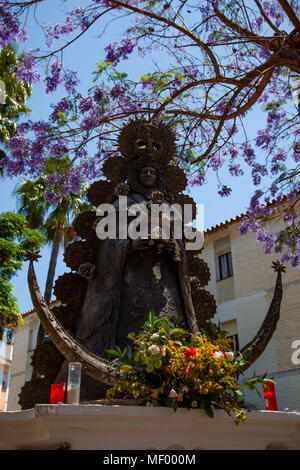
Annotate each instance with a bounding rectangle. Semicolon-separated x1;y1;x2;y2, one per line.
37;216;65;346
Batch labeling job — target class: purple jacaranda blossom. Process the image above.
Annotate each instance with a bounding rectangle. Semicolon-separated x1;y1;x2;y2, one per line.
105;38;136;65
259;48;271;60
80;111;101;131
45;61;63;93
286;191;297;202
5;158;26;177
31;121;51;134
50;140;69;158
16;50;40;84
31;136;46;159
50;100;70;121
93;87;105;103
229;164;244;177
256;129;272;149
252;164;268;185
43;190;61;205
239;222;249;236
229;147;238;159
17;122;32;135
270;185;278;196
110;85;126;99
292;143;300;162
272;149;287;163
271;164;280;175
0;1;28;47
43;12;77;47
218;185;232;197
211;152;225;170
262;0;285;27
8;135;28;158
249;190;264;210
79;96;94;114
189;171;205;187
64;68;79;94
46;173;61;186
240;141;255;166
65;172;81;194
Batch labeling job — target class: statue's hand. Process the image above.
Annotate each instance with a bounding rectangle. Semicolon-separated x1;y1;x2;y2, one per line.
163;239;176;254
163;239;181;262
131;238;149;251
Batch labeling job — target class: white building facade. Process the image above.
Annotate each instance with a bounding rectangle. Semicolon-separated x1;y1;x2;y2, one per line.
201;212;300;411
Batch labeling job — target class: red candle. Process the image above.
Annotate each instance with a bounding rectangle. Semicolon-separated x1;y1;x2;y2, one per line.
263;381;278;411
50;382;66;404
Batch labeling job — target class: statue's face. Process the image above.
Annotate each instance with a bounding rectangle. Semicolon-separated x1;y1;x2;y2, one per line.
139;166;157;188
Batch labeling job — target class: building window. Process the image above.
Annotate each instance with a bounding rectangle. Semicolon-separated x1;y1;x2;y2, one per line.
2;372;8;389
28;329;36;351
218;251;233;280
226;333;239;352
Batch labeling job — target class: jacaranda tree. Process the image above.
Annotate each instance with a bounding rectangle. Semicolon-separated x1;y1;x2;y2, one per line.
0;0;299;265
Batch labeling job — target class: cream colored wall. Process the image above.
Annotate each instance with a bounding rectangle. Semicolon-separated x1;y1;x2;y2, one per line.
202;219;300;411
7;314;40;411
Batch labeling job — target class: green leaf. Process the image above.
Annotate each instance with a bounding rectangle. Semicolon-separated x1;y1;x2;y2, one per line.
204;405;214;418
105;349;121;358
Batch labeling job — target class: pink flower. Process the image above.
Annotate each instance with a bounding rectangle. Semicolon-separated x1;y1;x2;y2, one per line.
183;347;197;362
176;392;183;402
182;366;193;378
160;347;167;357
184;347;197;357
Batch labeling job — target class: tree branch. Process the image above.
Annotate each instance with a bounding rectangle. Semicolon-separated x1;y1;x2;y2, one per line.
254;0;282;33
277;0;300;28
109;0;221;77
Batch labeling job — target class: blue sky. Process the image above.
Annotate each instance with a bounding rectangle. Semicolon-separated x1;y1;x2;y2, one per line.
0;1;275;314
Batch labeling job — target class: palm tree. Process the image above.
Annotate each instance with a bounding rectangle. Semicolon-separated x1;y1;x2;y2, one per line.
14;176;92;342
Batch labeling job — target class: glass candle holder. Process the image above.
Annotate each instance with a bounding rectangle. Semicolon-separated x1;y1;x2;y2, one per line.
67;362;82;405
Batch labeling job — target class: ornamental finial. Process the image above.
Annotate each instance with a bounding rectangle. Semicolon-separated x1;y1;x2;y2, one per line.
24;249;41;262
271;260;286;273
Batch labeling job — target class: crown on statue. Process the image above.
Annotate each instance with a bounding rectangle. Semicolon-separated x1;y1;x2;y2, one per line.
117;118;177;165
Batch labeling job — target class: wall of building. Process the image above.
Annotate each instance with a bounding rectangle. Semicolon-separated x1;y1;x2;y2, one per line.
7;313;39;411
0;336;13;411
201;217;300;411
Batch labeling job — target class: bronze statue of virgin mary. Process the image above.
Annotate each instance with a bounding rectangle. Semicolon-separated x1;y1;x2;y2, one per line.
21;118;284;408
53;119;201;398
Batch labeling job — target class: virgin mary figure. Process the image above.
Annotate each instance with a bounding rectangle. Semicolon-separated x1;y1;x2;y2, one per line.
54;119;199;399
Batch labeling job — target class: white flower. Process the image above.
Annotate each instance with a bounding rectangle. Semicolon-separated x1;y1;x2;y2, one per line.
225;351;235;361
148;344;160;355
150;333;160;341
168;389;178;399
214;351;224;360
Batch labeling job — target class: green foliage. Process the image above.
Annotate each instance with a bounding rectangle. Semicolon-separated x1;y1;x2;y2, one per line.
0;45;31;144
0;211;45;337
14;175;93;244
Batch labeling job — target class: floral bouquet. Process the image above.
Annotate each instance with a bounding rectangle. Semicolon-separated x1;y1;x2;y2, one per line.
106;312;271;425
